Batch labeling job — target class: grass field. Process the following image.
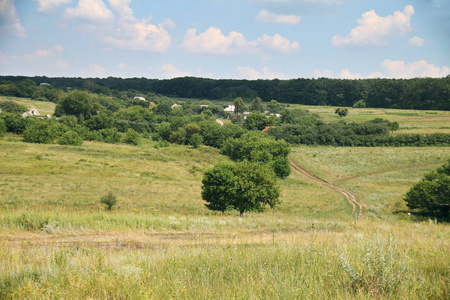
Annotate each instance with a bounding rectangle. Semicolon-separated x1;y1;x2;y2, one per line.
0;97;449;299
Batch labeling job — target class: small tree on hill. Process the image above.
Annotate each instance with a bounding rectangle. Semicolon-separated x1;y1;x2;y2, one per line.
404;159;450;218
202;161;280;216
335;108;348;117
100;192;118;211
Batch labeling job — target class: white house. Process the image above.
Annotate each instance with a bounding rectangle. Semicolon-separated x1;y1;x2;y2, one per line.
199;105;209;108
171;103;182;109
216;119;224;126
224;105;235;113
21;108;41;118
134;96;146;101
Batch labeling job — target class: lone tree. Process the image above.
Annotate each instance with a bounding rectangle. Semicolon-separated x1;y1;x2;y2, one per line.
202;161;280;216
404;159;450;218
335;108;348;117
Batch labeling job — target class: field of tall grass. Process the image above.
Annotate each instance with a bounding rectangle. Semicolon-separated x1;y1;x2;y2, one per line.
1;97;449;298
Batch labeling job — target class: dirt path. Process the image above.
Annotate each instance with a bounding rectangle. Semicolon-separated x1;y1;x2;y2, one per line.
289;159;362;220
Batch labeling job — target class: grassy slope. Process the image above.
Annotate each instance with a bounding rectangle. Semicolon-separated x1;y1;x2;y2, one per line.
0;96;56;116
0;97;449;299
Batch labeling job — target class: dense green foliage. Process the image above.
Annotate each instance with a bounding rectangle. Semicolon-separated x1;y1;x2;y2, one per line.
2;75;449;110
202;161;280;215
404;159;450;218
58;130;83;146
268;110;450;147
0;100;28;113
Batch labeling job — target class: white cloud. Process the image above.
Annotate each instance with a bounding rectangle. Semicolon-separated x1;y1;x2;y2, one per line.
236;66;287;79
160;64;191;79
407;36;424;47
0;0;26;37
33;0;72;12
255;10;300;24
162;18;176;29
380;59;450;78
79;64;107;78
312;69;333;78
332;5;414;47
181;26;300;55
22;44;64;61
118;63;127;70
339;69;361;79
65;0;114;22
64;0;172;53
257;34;301;53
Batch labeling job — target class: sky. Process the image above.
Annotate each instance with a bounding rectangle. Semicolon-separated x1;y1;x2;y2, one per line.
0;0;449;80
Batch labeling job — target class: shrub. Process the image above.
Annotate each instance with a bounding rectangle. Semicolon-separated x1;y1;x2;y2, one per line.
189;133;203;148
337;233;406;296
0;118;5;138
23;121;59;144
100;192;117;211
58;130;83;146
123;128;141;146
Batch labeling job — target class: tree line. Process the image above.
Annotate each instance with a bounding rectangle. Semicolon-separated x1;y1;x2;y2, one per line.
1;75;449;110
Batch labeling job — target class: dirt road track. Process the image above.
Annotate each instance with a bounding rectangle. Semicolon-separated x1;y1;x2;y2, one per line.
289;160;362;220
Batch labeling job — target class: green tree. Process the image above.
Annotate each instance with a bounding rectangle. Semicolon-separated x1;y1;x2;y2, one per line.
267;100;281;113
56;90;96;119
335;108;348;117
243;112;268;131
202;161;280;215
100;192;118;211
234;97;245;114
16;79;37;98
251;97;263;112
404;159;450;217
58;130;83;146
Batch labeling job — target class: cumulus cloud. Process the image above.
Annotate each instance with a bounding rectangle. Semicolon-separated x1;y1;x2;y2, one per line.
332;5;414;47
235;66;287;79
407;36;424;47
65;0;113;22
312;69;333;78
0;0;26;37
160;64;191;79
340;69;361;79
312;69;360;79
22;44;64;61
380;59;450;78
33;0;71;12
79;64;107;78
64;0;172;53
255;10;300;24
180;26;299;55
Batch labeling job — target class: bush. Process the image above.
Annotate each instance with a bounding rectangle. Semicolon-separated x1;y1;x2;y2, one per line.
123;128;141;146
338;233;406;296
100;128;122;144
100;192;117;211
23;121;59;144
0;118;6;138
189;133;203;148
58;130;83;146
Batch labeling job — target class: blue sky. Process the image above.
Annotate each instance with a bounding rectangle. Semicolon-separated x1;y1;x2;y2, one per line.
0;0;449;79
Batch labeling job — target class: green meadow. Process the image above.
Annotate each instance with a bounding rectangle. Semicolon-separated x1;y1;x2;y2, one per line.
0;98;449;299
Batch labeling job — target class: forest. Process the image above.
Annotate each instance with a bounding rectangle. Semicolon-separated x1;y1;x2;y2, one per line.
1;75;449;111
